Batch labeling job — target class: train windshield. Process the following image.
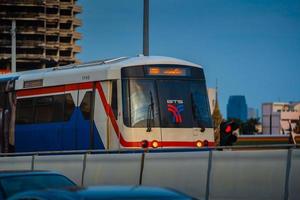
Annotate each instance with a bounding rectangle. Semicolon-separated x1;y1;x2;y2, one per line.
122;65;213;128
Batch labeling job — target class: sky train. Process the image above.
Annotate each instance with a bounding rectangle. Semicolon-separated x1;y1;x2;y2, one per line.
0;56;215;153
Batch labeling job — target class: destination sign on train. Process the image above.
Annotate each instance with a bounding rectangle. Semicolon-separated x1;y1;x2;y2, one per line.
147;67;190;76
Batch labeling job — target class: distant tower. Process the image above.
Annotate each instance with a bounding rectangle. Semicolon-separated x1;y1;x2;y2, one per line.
212;79;223;128
207;88;216;115
0;0;82;72
227;95;248;122
211;80;223;145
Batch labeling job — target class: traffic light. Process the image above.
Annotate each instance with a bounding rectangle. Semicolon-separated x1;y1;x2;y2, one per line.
220;120;239;146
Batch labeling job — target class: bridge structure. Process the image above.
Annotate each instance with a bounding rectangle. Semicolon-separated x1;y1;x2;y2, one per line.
0;145;299;200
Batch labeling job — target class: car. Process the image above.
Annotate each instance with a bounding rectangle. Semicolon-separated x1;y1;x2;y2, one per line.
0;170;76;199
8;185;198;200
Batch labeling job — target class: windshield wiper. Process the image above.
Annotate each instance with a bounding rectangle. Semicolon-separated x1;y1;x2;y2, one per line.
191;93;205;132
146;91;154;132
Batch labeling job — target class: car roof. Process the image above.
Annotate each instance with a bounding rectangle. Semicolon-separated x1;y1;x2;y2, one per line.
9;186;195;200
76;185;185;195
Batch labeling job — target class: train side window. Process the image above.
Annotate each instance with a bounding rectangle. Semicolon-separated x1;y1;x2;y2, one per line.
111;80;118;120
52;95;65;122
64;94;75;121
80;91;92;120
16;94;75;124
35;94;75;123
35;96;54;123
16;98;35;124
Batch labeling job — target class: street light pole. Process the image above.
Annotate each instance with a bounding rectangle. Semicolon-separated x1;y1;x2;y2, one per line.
11;20;16;72
143;0;149;56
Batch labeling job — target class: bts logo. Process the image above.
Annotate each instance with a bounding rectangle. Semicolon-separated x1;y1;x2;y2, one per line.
167;100;184;124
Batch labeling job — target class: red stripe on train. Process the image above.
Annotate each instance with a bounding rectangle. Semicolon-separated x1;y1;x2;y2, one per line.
17;82;93;96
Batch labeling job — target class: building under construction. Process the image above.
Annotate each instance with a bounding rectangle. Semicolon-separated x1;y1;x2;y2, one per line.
0;0;81;72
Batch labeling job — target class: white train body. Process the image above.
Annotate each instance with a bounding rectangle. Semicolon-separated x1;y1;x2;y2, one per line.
0;56;214;152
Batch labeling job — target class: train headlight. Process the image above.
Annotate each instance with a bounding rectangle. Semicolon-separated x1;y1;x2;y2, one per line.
152;140;159;148
196;140;203;148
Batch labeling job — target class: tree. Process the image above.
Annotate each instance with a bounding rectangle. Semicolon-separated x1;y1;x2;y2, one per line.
242;118;259;134
212;99;223;145
235;118;260;135
212;101;223;129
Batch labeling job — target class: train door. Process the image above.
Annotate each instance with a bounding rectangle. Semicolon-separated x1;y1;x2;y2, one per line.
76;84;94;149
87;80;121;150
75;82;105;150
92;81;111;150
104;80;119;149
0;79;16;153
60;86;77;150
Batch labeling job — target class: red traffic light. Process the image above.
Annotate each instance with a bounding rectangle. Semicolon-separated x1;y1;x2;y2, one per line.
225;125;232;133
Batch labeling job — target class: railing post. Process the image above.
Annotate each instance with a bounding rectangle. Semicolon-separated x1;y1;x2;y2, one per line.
139;152;146;185
284;148;293;200
205;150;213;200
31;155;35;171
81;153;88;187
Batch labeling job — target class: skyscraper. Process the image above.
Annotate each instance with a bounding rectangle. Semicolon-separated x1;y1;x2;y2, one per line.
0;0;81;72
227;95;248;122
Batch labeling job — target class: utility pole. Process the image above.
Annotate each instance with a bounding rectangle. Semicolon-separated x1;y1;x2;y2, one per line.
143;0;149;56
11;20;16;72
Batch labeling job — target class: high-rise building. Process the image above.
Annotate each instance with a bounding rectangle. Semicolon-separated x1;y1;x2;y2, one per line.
262;102;300;135
227;95;248;122
248;107;258;119
0;0;81;72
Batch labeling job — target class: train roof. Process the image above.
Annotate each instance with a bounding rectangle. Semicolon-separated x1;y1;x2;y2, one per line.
0;55;203;90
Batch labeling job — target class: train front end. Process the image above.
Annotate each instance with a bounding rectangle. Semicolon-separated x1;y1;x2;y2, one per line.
119;60;215;149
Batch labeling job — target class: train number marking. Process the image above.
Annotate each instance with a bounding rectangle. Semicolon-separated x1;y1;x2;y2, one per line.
82;75;90;80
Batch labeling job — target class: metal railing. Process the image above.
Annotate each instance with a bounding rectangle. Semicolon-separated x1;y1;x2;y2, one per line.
0;144;298;157
0;145;299;200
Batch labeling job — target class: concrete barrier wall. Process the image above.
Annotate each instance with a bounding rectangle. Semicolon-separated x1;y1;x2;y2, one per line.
0;149;299;200
209;150;288;200
289;149;300;200
33;154;84;185
83;153;141;186
142;151;209;199
0;156;32;170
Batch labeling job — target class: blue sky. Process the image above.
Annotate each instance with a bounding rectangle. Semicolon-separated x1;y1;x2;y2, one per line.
77;0;300;117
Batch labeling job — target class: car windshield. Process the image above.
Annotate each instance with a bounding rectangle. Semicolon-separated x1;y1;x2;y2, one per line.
0;174;76;198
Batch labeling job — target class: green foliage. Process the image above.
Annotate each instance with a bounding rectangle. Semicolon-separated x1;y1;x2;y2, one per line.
242;118;260;135
212;101;223;145
228;118;260;135
212;101;223;129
